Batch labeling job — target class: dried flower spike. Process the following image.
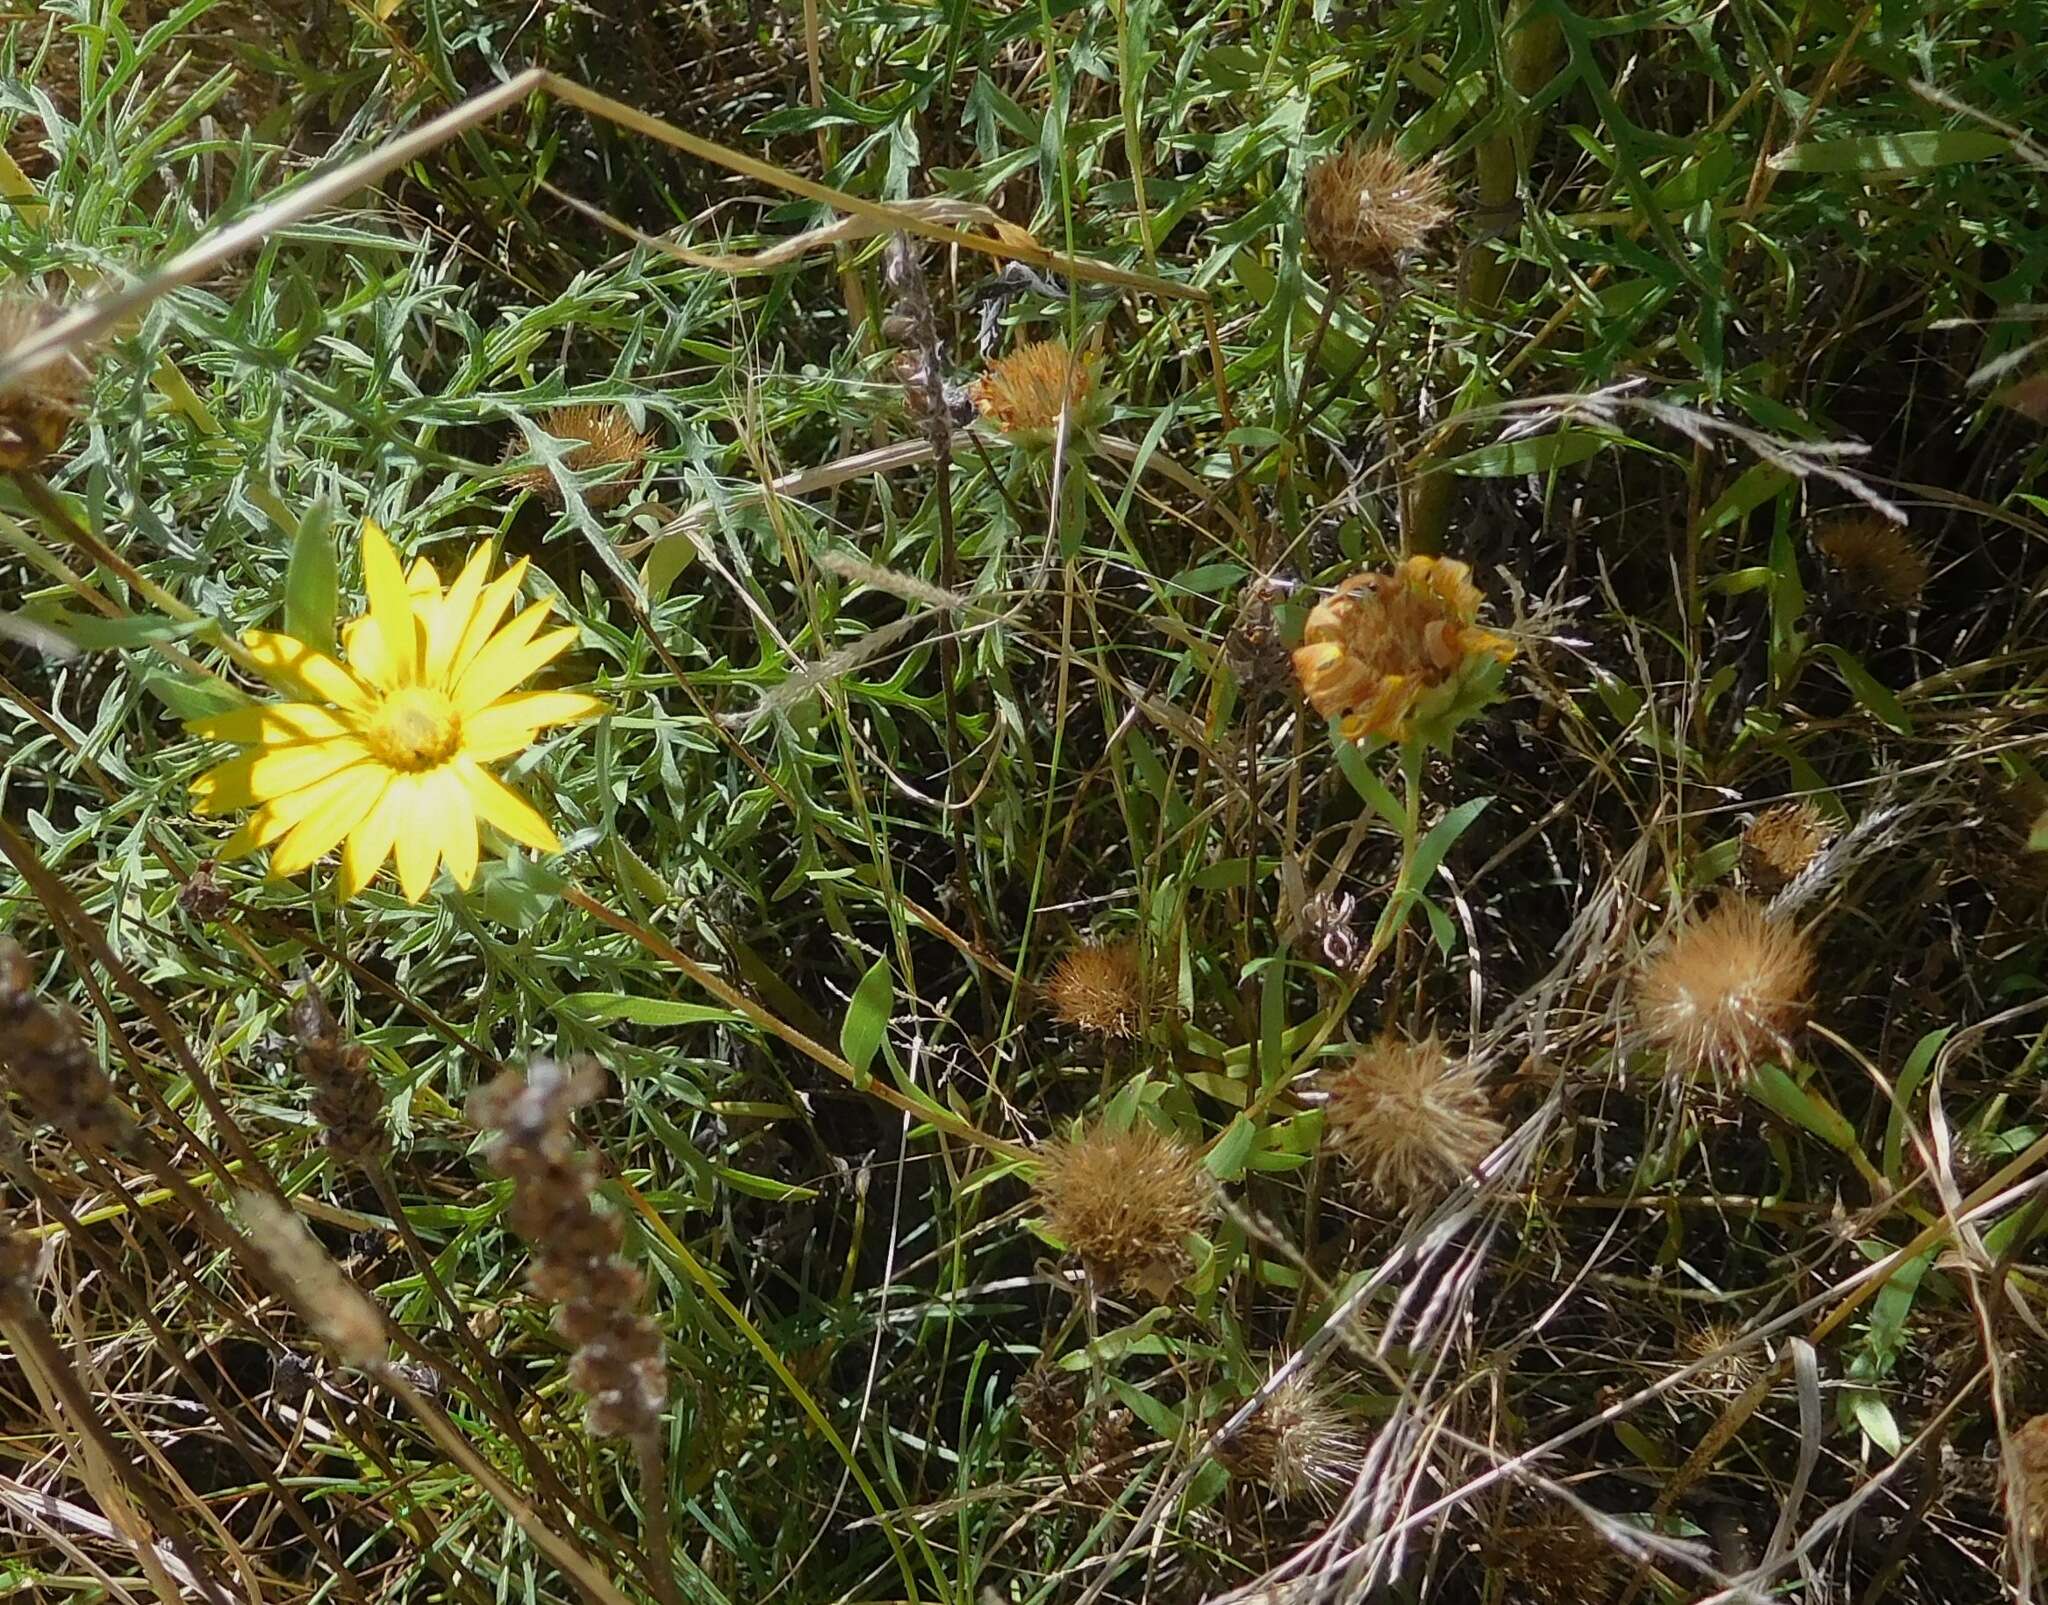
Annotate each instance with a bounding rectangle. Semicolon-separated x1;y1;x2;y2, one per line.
1032;1120;1215;1301
289;986;386;1165
1740;801;1833;896
238;1191;388;1370
1217;1370;1364;1507
1322;1036;1500;1203
1292;555;1515;747
1043;939;1146;1040
0;294;93;471
0;938;130;1148
1637;897;1815;1081
505;404;652;511
970;337;1108;447
1813;515;1929;613
1303;143;1452;280
472;1060;667;1442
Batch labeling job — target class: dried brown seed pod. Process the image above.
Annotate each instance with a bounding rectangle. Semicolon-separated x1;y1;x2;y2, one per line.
1032;1120;1215;1300
0;294;93;472
1813;515;1929;613
1740;801;1833;896
1321;1037;1500;1203
0;937;129;1148
1637;897;1816;1081
503;404;651;511
1302;142;1453;280
1216;1371;1365;1507
1043;939;1147;1039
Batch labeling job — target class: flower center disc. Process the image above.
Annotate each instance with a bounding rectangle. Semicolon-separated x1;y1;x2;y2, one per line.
367;688;462;771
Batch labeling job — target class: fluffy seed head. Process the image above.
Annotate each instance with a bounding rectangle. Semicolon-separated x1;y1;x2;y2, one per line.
1292;556;1515;746
1321;1037;1501;1203
1303;143;1453;280
1032;1121;1216;1300
1740;801;1834;896
970;338;1108;446
505;404;651;511
1677;1320;1767;1401
2010;1414;2048;1542
1813;515;1929;612
1218;1372;1365;1507
1637;897;1815;1081
1483;1518;1621;1605
0;295;93;471
1043;940;1146;1039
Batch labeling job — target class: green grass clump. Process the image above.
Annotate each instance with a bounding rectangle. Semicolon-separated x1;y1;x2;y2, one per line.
3;1;2048;1602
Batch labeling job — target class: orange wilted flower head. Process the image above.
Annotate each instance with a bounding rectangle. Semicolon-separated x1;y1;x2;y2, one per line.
1637;897;1815;1081
1032;1120;1215;1300
970;338;1109;447
1292;556;1515;746
1321;1036;1500;1203
1043;939;1146;1039
1303;143;1452;280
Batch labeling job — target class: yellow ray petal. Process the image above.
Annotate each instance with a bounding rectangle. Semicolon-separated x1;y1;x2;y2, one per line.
424;543;494;686
447;558;532;683
186;701;357;747
242;630;374;711
393;791;443;902
405;555;442;599
455;756;562;854
453;621;578;716
266;764;391;877
342;611;397;694
217;781;341;859
421;767;480;889
339;774;409;901
191;736;373;815
360;520;419;687
459;691;605;760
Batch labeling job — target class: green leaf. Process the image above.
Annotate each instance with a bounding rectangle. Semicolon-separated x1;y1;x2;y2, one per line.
1747;1062;1859;1153
1845;1387;1902;1457
841;954;893;1087
1769;130;2009;174
1442;429;1615;477
284;496;338;653
1814;645;1912;734
142;670;244;721
557;993;745;1028
42;610;211;651
1882;1028;1951;1181
1205;1114;1256;1181
1409;796;1492;889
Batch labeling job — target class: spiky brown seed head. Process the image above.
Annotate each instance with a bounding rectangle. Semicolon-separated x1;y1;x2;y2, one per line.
1483;1518;1620;1605
1044;939;1147;1039
1321;1037;1501;1203
1637;897;1815;1082
1740;801;1834;896
2010;1414;2048;1541
1032;1121;1216;1300
1813;515;1929;613
504;404;651;511
1217;1372;1365;1507
1677;1319;1767;1402
1303;143;1453;280
969;338;1108;446
0;295;92;471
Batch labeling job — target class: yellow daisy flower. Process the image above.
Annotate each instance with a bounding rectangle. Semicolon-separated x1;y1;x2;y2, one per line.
188;521;603;903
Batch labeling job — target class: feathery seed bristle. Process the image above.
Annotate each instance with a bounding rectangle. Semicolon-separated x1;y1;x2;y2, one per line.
1043;939;1147;1039
1637;897;1816;1081
1321;1037;1500;1203
0;294;93;471
1032;1120;1215;1300
1302;143;1453;280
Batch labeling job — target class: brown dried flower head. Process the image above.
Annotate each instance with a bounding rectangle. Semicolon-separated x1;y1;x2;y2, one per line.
1740;801;1834;896
289;986;386;1166
1637;897;1815;1081
1217;1371;1365;1507
504;403;652;511
1292;556;1514;746
1044;939;1146;1039
1483;1517;1621;1605
0;937;130;1148
1303;143;1453;280
1032;1120;1216;1300
0;295;93;471
970;338;1109;446
1677;1319;1767;1402
2010;1413;2048;1542
1814;515;1929;613
1322;1036;1500;1203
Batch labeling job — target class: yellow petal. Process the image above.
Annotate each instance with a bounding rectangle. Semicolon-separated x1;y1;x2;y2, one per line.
455;756;562;854
405;555;442;599
447;558;532;684
459;691;605;760
339;774;410;901
394;793;442;902
342;612;398;694
218;791;324;859
423;768;480;889
242;630;374;711
187;701;357;747
191;736;373;815
360;520;419;687
269;764;391;878
453;621;578;716
424;544;494;685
